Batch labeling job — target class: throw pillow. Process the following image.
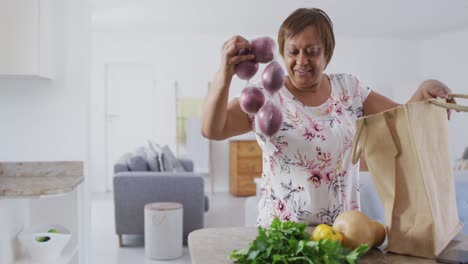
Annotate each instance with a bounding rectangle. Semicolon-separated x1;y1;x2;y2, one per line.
127;153;149;171
145;145;161;172
462;146;468;160
148;140;165;171
160;145;185;172
148;141;185;172
160;151;174;172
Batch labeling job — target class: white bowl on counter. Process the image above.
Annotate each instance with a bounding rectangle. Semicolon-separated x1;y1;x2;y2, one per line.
18;224;71;262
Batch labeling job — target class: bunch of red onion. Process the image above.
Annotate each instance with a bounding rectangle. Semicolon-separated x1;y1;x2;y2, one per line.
236;36;285;137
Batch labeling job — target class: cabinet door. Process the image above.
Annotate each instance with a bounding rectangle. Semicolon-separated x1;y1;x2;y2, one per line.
230;140;262;196
0;0;39;77
0;0;52;79
236;141;262;158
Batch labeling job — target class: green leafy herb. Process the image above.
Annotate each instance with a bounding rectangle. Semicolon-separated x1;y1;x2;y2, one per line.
228;217;369;264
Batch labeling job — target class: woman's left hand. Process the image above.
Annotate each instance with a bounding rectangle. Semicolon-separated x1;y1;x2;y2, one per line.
412;79;457;120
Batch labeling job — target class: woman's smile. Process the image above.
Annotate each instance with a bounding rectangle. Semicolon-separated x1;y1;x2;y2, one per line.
294;68;312;77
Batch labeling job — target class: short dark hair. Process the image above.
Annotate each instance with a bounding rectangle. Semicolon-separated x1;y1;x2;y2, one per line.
278;8;335;66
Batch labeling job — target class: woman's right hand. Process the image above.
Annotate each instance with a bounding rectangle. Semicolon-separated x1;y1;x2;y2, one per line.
219;35;255;78
202;35;255;140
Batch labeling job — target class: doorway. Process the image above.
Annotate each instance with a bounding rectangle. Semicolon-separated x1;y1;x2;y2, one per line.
104;63;158;191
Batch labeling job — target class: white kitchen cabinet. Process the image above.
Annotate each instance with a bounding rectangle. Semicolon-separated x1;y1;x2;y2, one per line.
0;0;53;79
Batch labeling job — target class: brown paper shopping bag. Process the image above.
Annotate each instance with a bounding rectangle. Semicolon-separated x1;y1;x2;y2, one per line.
351;94;468;258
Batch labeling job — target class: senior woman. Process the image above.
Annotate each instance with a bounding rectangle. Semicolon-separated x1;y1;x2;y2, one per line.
201;8;454;227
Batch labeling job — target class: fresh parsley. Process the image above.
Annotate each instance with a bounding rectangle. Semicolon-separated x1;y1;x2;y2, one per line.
228;217;369;264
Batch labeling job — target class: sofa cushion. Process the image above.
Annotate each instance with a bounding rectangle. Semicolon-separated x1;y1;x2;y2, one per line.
160;151;173;172
148;141;167;172
145;146;161;172
149;142;185;172
179;159;194;172
462;147;468;160
148;140;190;172
114;153;131;173
114;163;129;174
162;145;185;172
127;153;148;171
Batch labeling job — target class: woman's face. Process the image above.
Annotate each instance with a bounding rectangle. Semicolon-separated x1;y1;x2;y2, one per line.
282;26;327;91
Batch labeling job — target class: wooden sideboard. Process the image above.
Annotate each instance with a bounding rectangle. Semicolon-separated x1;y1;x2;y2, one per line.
229;140;262;196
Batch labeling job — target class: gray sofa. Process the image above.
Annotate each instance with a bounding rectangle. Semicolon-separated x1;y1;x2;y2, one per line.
113;158;209;246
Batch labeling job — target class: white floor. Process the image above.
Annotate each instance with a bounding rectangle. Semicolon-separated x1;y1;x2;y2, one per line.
91;192;248;264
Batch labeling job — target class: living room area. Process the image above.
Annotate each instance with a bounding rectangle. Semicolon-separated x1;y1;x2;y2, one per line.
2;0;468;263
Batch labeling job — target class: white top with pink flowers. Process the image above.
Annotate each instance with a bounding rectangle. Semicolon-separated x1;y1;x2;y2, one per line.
246;73;372;227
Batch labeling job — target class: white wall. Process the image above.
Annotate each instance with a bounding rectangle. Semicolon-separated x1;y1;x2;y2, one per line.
91;29;422;192
422;28;468;160
0;0;91;262
329;36;423;98
0;199;29;263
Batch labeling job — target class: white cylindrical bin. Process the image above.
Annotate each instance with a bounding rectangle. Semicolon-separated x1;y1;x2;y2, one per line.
144;202;183;260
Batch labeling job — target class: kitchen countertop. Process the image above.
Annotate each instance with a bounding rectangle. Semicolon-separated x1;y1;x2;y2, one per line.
188;226;468;264
0;161;84;198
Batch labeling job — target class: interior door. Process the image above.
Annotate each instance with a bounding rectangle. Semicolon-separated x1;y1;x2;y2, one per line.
105;63;158;191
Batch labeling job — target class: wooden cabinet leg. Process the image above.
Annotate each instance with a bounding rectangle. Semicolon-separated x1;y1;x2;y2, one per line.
118;234;123;247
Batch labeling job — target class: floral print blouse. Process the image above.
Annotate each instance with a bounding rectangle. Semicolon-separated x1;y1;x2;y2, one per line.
246;73;372;227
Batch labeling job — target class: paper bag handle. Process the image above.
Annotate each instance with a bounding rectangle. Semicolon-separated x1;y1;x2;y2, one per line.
353;93;468;163
428;93;468;112
352;112;400;236
351;119;366;164
380;112;401;242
